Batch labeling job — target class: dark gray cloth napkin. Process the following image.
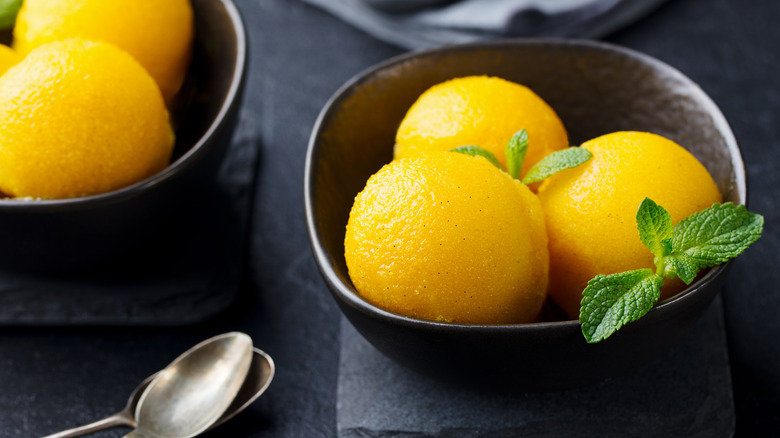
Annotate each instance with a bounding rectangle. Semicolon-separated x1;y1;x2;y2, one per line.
301;0;671;50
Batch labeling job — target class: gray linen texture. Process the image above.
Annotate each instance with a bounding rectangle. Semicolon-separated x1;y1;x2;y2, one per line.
301;0;670;49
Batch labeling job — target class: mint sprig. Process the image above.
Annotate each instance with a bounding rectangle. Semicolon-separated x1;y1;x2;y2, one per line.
662;202;763;282
449;145;502;169
521;147;592;184
636;197;673;259
0;0;22;30
581;269;663;343
580;198;763;343
450;129;592;184
505;129;528;179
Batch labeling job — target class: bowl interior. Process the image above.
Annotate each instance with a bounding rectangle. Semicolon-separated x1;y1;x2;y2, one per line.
307;39;745;324
171;0;244;166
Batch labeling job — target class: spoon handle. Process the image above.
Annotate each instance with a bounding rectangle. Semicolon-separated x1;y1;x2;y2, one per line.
42;412;133;438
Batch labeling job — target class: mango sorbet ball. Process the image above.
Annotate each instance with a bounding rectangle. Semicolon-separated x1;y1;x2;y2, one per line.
13;0;193;103
345;152;549;325
394;75;569;181
0;38;175;199
0;45;19;77
537;131;723;319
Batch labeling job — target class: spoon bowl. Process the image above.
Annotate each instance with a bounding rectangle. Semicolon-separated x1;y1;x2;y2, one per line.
129;332;253;438
44;339;274;438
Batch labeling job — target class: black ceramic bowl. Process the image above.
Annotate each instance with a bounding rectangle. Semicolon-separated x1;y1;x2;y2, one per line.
305;39;746;390
0;0;246;272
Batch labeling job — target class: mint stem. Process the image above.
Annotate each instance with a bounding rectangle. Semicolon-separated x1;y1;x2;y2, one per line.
654;257;666;278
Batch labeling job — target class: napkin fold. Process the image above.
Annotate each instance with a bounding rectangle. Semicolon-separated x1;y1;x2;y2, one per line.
301;0;670;50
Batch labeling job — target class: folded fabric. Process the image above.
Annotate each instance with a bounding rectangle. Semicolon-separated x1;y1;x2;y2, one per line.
300;0;670;50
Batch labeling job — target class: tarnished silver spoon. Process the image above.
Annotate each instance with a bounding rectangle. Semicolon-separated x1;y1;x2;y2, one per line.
44;332;274;438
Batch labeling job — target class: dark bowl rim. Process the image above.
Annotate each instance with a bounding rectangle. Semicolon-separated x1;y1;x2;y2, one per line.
304;37;747;333
0;0;247;211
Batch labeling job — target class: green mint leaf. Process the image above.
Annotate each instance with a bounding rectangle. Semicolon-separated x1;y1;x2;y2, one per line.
449;145;503;171
661;238;673;256
0;0;22;30
505;129;528;180
580;268;663;343
661;202;763;282
521;147;592;184
636;197;673;258
663;253;700;284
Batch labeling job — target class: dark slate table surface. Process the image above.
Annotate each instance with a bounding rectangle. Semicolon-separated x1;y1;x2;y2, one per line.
1;0;778;436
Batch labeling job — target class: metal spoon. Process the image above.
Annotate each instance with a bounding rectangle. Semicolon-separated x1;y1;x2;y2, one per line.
126;332;253;438
44;333;275;438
